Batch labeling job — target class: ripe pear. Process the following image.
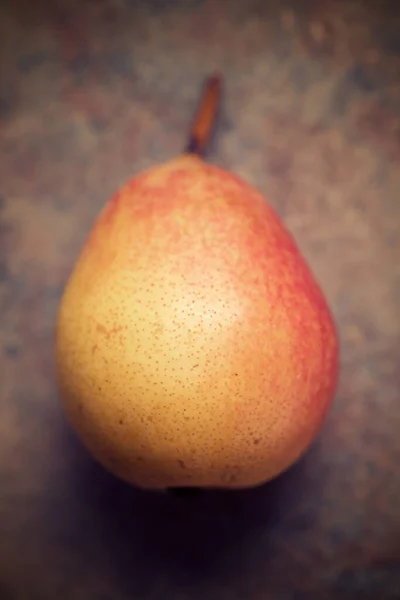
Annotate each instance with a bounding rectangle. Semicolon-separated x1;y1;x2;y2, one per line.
55;76;339;491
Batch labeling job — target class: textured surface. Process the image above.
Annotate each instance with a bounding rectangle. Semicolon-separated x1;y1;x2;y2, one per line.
0;0;399;598
56;154;338;490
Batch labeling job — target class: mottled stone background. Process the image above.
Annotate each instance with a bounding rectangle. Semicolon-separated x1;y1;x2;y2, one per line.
0;0;399;598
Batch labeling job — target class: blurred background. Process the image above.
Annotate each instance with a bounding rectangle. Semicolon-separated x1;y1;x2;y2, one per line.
0;0;399;598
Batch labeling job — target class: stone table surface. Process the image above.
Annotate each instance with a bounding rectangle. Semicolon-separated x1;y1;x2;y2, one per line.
0;0;399;599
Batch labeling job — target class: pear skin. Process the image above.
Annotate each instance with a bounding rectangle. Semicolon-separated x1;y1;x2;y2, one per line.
55;77;339;490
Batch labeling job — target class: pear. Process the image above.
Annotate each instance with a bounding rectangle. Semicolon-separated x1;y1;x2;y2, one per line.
55;75;339;490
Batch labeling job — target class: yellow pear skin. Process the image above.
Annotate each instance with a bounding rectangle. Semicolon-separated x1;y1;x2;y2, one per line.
55;152;339;491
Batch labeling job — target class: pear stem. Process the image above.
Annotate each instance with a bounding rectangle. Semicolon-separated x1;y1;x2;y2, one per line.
185;74;222;157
